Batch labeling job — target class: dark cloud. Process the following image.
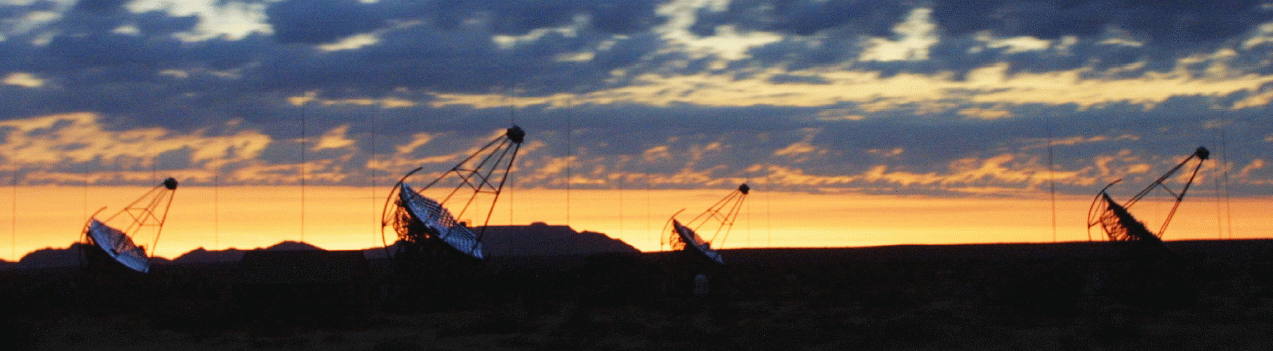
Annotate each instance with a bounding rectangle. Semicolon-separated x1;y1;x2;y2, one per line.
589;0;666;34
766;73;830;85
931;0;1273;45
59;0;133;34
256;0;671;94
250;27;508;94
265;0;388;44
933;1;1110;39
481;1;582;35
72;0;127;14
746;30;864;70
259;0;667;44
691;0;914;37
729;0;1273;79
135;10;199;36
239;26;665;97
927;0;1273;75
42;33;183;70
155;146;195;170
377;0;668;35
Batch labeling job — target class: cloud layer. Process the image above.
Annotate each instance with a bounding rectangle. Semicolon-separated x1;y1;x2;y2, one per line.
0;0;1270;198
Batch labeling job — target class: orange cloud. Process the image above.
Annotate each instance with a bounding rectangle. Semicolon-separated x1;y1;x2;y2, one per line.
0;113;269;177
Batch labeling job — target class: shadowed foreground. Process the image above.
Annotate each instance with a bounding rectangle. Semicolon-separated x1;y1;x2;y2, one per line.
4;240;1273;350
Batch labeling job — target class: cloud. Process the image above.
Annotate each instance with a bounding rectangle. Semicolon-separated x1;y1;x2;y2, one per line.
313;124;355;150
2;72;42;87
0;0;1269;199
689;0;913;37
264;0;385;44
938;1;1273;45
0;112;271;183
858;8;939;62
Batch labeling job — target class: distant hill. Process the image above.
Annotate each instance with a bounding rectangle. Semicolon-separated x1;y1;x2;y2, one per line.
171;247;247;264
3;224;638;269
2;240;328;269
14;244;83;269
172;241;322;263
12;243;174;269
367;222;639;259
480;222;639;256
263;240;323;251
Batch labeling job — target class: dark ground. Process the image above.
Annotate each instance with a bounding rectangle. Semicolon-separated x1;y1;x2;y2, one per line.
4;240;1273;350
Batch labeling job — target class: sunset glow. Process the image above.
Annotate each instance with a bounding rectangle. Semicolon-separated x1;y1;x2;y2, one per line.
1;1;1271;263
4;185;1266;261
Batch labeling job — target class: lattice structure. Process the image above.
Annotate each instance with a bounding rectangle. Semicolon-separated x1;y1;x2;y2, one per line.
393;183;483;260
382;125;524;262
1088;147;1209;243
664;184;749;264
1090;193;1159;244
81;177;179;273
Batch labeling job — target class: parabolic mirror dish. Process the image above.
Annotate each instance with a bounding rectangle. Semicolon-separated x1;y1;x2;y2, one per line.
398;183;484;260
673;219;724;264
86;219;151;273
666;184;748;265
1087;147;1209;244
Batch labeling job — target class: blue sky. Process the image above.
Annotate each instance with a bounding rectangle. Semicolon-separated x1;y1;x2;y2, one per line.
0;0;1270;198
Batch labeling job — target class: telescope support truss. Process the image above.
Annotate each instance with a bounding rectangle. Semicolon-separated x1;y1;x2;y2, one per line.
1088;147;1209;243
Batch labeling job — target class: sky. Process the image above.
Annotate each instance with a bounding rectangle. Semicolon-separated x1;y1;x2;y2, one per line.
1;0;1271;259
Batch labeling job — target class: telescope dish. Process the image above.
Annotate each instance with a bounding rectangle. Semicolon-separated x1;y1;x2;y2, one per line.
81;177;179;273
1088;147;1209;244
85;220;151;273
671;219;723;264
382;125;525;262
664;183;749;264
395;182;484;260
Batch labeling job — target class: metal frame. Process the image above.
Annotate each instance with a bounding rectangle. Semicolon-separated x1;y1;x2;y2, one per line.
664;183;750;264
381;125;524;261
1088;147;1209;243
80;177;179;273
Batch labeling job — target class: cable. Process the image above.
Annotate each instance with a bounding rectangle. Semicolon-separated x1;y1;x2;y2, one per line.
1048;123;1057;242
300;103;306;243
10;169;15;261
214;151;219;250
370;104;378;247
565;100;572;227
